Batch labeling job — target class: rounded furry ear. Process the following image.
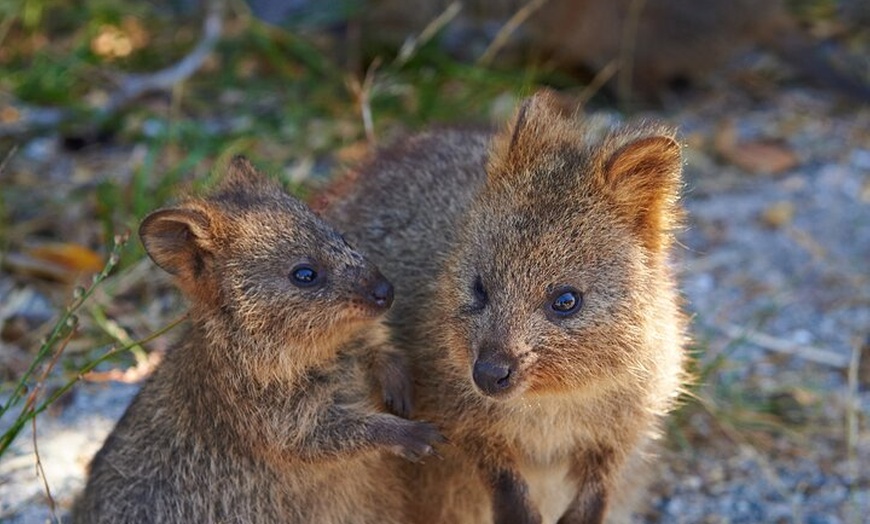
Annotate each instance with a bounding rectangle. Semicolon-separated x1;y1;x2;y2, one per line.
603;135;683;252
488;89;579;183
507;96;535;152
218;155;280;194
139;207;213;277
225;155;258;182
506;89;576;151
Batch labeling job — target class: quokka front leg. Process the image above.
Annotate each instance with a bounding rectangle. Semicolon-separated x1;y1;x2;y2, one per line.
282;403;444;462
557;449;615;524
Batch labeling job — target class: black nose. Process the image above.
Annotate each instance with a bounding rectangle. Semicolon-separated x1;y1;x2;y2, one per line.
472;358;513;396
368;277;394;309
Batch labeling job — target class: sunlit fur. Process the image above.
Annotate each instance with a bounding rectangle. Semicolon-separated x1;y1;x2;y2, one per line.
72;157;438;524
326;90;689;523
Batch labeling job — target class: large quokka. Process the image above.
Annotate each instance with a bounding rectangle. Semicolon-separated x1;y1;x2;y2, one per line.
324;91;688;523
72;157;442;524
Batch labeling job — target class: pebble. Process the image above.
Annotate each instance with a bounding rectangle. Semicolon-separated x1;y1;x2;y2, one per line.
850;149;870;170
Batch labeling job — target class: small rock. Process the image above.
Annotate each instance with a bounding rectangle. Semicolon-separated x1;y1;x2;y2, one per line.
723;139;801;174
759;201;796;228
850;149;870;170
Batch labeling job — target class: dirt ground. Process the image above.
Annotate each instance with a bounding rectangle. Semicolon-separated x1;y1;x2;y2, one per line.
1;82;868;522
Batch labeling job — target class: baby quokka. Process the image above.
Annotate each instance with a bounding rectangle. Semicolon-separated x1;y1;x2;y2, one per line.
73;157;441;524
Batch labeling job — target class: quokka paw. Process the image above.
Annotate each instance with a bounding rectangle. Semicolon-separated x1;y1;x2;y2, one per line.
381;370;413;419
386;419;445;462
376;350;414;418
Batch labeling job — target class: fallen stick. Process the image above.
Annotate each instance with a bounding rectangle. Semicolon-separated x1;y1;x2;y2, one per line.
718;322;850;368
0;0;224;138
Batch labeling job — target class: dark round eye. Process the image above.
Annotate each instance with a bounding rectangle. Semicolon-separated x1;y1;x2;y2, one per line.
471;275;489;310
550;288;582;316
290;264;320;288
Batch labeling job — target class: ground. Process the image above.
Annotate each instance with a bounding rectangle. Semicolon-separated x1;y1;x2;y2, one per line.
0;5;869;523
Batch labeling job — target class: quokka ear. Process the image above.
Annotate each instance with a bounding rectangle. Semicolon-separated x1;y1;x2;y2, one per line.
218;155;279;194
603;135;683;252
489;89;578;181
139;207;214;278
507;95;535;152
506;89;577;150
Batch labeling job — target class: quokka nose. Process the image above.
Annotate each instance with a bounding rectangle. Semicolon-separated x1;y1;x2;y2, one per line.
472;359;513;396
368;277;394;309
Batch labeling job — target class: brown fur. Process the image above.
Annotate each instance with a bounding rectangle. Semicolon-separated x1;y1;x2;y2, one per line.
72;157;442;524
325;91;689;523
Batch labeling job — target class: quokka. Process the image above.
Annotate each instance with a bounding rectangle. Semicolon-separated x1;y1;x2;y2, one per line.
73;156;442;524
324;90;689;523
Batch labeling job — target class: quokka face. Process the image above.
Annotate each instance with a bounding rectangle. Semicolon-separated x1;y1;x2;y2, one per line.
215;202;393;346
140;157;394;357
440;193;652;400
436;92;682;400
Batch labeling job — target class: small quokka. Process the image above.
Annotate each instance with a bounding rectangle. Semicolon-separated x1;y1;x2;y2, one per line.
72;157;442;524
324;91;689;523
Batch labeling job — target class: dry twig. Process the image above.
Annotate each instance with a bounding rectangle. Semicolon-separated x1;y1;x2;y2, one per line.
718;323;850;368
394;2;463;68
0;144;17;174
0;0;225;138
576;60;620;107
27;322;76;521
844;336;863;524
478;0;550;67
346;57;382;146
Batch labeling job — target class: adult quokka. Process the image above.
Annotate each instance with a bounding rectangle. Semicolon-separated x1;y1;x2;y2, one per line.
325;91;689;523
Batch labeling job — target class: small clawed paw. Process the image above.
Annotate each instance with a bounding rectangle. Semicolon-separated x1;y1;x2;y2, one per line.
377;351;414;418
390;421;445;462
382;377;413;419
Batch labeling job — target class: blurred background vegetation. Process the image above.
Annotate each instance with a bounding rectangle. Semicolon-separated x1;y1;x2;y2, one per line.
0;0;868;520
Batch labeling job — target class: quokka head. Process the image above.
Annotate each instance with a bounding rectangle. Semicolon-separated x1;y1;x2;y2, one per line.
439;90;683;401
139;156;393;358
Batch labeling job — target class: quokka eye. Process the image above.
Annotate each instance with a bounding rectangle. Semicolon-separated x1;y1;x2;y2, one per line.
290;264;321;288
471;275;489;311
549;288;582;317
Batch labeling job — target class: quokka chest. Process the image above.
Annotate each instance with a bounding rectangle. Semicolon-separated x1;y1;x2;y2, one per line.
518;458;578;524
